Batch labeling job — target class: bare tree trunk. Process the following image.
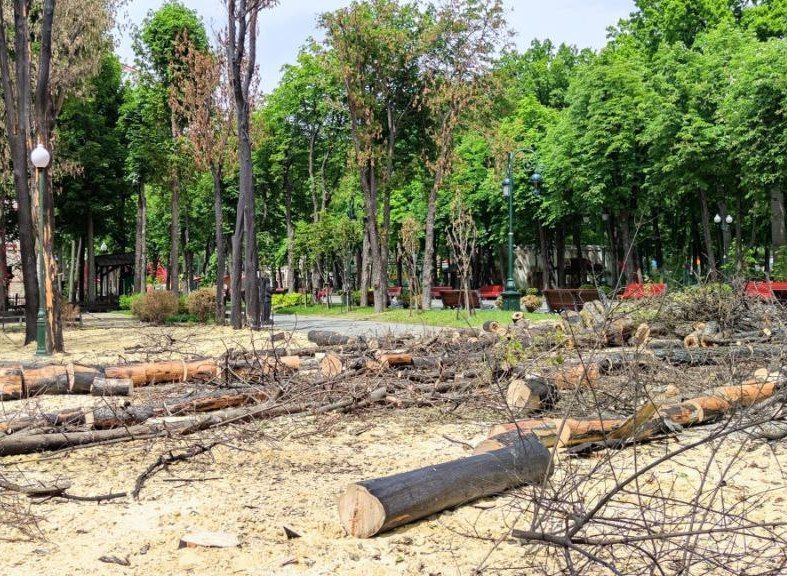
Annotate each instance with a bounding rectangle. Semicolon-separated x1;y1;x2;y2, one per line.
183;209;192;294
67;237;76;303
230;204;244;329
212;166;225;324
698;188;718;279
87;211;96;304
538;225;550;291
168;172;180;295
0;209;6;314
555;224;566;288
134;183;146;293
422;178;438;309
360;220;370;307
770;186;785;248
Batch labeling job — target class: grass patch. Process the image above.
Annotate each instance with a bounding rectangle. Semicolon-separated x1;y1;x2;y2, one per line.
274;304;552;328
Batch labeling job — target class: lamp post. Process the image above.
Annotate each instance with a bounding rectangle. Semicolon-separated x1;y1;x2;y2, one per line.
500;151;542;311
30;143;51;356
714;213;734;267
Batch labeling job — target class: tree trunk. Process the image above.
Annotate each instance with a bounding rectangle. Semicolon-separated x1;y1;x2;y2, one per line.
555;224;566;288
230;205;244;329
86;211;96;304
770;185;785;248
538;225;550;291
698;188;718;279
183;207;192;294
618;210;636;284
338;433;552;538
421;176;439;310
67;237;76;303
212;166;225;324
360;220;370;307
238;104;259;328
134;183;146;293
168;171;180;294
284;166;295;294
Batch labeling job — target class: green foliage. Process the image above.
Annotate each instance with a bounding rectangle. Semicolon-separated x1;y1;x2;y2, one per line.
186;288;216;322
119;293;143;311
272;293;310;309
131;291;180;324
771;247;787;281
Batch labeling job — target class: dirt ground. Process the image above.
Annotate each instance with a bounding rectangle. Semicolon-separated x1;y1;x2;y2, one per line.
0;319;785;575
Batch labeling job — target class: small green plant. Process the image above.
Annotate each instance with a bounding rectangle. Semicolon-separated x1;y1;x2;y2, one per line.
119;293;143;311
131;291;179;324
272;292;309;308
187;288;217;323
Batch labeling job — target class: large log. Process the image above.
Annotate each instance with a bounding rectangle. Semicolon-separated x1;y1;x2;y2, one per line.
22;365;69;396
69;364;102;393
0;365;23;400
104;359;218;386
307;330;363;347
505;375;558;412
338;432;552;538
90;377;134;397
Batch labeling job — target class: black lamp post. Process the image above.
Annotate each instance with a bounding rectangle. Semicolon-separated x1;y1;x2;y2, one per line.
714;213;734;266
30;143;51;356
500;151;542;311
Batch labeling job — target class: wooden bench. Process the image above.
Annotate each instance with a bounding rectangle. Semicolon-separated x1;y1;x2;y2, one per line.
543;288;600;312
745;281;787;303
441;290;481;309
430;286;452;300
478;284;504;299
619;283;667;300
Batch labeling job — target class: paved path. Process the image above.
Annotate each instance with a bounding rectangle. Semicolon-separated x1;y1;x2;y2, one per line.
272;313;448;339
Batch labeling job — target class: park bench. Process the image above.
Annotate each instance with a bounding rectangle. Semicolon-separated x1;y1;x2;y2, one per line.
315;287;332;304
430;286;452;300
744;281;787;303
543;288;600;312
478;284;504;299
387;286;402;299
441;289;481;309
619;283;667;300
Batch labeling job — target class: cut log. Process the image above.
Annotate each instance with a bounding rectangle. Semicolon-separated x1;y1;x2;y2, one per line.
505;375;557;412
307;330;363;347
104;359;218;386
90;377;134;397
547;363;600;389
320;353;343;378
338;432;552;538
379;353;413;367
0;365;24;400
22;365;69;396
69;364;102;394
479;417;628;452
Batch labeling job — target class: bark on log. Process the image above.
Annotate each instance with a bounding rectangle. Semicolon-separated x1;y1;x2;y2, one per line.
69;364;102;393
380;353;413;367
0;365;23;400
104;359;218;386
307;330;363;347
22;365;69;396
338;432;552;538
90;377;133;397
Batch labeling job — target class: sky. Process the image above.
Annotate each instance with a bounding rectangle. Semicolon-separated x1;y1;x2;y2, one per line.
115;0;636;93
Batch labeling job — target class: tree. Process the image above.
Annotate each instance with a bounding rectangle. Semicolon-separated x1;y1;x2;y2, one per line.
139;1;209;295
170;34;234;324
225;0;278;329
322;0;425;312
420;0;507;309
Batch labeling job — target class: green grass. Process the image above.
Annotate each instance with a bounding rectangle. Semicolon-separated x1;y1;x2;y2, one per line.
274;304;552;328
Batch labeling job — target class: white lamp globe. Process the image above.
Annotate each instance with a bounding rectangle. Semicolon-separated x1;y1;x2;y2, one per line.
725;214;733;224
30;144;51;169
713;214;722;224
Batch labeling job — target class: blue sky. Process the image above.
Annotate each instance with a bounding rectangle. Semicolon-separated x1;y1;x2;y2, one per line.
115;0;635;93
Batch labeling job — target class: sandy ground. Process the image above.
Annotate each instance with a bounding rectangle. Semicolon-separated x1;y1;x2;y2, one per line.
0;320;785;575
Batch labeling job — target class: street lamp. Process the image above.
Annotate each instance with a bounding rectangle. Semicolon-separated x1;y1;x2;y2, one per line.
500;151;542;311
30;143;51;356
714;213;734;267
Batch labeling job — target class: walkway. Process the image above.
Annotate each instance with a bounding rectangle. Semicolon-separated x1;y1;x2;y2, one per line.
272;313;446;339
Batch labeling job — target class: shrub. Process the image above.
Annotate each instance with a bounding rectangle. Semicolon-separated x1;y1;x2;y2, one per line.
272;292;309;309
521;294;543;312
187;288;216;323
131;291;179;324
119;293;142;311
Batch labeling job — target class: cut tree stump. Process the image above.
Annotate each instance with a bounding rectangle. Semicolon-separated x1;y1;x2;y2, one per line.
0;365;23;400
338;432;552;538
505;375;557;412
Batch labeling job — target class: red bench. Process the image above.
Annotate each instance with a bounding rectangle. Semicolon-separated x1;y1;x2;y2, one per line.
388;286;402;298
744;281;787;301
544;288;600;312
441;289;481;309
619;283;667;300
478;284;504;299
315;287;332;304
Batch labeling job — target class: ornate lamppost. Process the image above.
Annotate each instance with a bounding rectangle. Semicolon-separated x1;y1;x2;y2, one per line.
500;151;542;311
30;143;51;356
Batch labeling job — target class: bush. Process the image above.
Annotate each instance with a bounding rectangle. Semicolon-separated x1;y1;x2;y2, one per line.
119;293;142;311
521;294;543;312
272;292;309;308
187;288;217;323
131;291;179;324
